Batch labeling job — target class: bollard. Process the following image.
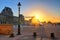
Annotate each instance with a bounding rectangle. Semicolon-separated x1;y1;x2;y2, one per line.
9;33;15;37
33;32;37;38
51;33;55;39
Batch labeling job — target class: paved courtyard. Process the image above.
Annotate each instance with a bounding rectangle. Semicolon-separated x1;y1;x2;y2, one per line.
0;35;60;40
0;24;60;40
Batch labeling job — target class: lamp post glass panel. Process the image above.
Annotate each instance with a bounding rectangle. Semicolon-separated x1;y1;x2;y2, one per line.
17;2;21;35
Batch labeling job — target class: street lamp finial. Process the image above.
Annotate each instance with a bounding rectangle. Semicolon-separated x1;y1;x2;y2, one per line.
18;2;21;6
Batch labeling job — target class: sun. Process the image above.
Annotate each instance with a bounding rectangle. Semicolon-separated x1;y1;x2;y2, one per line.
31;10;45;22
34;14;40;20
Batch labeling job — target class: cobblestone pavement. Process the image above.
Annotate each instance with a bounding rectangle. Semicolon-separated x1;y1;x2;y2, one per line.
8;35;60;40
0;34;60;40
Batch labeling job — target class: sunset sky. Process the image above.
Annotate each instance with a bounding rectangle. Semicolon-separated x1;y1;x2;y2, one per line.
0;0;60;22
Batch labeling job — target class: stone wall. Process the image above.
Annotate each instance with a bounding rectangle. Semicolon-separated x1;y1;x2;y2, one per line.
0;24;13;35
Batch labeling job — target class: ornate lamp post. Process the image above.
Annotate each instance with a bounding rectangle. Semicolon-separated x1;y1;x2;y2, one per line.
17;2;21;35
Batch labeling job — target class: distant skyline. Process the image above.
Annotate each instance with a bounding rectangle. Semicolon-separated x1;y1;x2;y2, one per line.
0;0;60;22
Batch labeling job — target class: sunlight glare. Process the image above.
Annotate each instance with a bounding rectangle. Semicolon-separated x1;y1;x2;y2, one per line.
35;14;40;20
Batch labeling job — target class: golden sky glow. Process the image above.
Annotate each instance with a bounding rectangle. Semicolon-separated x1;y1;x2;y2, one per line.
24;10;60;23
24;6;60;23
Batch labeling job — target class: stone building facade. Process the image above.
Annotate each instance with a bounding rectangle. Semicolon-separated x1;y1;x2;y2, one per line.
0;7;13;24
0;7;24;24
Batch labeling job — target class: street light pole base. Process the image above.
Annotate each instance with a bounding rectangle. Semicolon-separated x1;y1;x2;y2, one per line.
17;24;21;35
